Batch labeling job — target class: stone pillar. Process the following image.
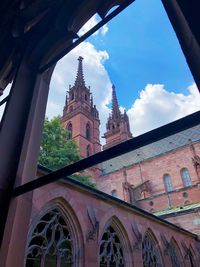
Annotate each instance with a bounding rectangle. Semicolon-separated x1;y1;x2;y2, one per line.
162;0;200;91
84;240;99;267
0;55;54;266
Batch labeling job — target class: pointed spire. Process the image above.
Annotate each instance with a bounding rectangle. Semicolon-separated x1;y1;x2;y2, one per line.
65;91;68;106
90;94;93;107
112;84;121;119
74;56;85;87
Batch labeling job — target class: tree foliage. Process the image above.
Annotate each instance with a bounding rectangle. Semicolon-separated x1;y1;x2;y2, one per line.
39;117;96;188
39;117;80;170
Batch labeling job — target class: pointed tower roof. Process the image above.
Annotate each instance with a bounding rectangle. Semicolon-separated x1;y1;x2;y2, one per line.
112;84;121;119
74;56;85;87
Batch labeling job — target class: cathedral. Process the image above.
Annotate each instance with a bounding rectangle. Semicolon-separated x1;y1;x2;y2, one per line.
1;1;200;266
2;58;200;267
61;57;200;236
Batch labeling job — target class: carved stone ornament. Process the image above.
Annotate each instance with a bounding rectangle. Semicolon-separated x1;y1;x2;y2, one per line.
192;155;200;167
86;206;99;242
131;222;142;250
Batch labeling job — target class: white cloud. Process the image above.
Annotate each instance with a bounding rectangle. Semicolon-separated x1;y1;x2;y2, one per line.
48;41;112;140
101;24;109;35
48;48;200;144
78;15;108;37
45;101;62;120
127;83;200;136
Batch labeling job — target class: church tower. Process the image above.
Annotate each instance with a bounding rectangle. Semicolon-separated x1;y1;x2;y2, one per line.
61;56;101;158
103;85;132;149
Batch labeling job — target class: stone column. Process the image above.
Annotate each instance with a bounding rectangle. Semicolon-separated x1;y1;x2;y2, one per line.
0;55;54;266
84;240;99;267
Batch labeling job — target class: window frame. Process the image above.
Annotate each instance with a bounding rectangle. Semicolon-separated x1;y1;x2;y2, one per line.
163;174;174;193
180;168;192;187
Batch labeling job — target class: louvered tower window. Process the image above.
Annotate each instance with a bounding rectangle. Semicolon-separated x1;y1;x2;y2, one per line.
67;123;72;140
87;144;91;157
86;123;91;140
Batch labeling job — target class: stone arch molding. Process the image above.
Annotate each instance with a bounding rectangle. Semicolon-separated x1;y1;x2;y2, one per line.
142;228;164;267
99;215;132;267
188;245;198;267
169;237;185;267
25;198;84;267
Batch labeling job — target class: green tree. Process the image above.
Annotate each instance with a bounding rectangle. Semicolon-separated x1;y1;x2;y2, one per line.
39;117;96;188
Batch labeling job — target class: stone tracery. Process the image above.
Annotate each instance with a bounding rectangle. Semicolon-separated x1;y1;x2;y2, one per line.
99;225;125;267
169;238;183;267
26;208;73;267
142;230;163;267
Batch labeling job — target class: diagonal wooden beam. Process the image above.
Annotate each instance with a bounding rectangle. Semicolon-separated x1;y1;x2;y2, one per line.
13;110;200;197
38;0;136;73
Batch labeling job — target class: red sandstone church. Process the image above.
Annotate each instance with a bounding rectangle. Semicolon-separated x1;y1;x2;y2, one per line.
22;56;200;267
1;2;200;266
61;56;200;236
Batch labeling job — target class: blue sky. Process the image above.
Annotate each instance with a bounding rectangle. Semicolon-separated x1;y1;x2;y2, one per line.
45;0;200;139
0;0;199;142
90;0;194;108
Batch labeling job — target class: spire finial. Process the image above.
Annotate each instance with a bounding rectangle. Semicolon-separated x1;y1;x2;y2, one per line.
112;84;121;119
90;94;93;107
74;56;85;86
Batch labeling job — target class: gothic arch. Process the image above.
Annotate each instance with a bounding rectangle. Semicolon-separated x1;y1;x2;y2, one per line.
25;199;84;267
142;228;164;267
99;216;132;267
188;245;197;267
169;237;184;267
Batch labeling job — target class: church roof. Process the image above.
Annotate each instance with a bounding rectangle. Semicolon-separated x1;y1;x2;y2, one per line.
102;124;200;174
153;201;200;217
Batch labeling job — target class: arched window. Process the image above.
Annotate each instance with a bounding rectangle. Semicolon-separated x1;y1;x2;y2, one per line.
163;174;173;192
87;144;91;157
142;230;164;267
181;168;192;187
67;122;72;140
111;190;118;198
99;225;124;267
86;123;91;140
169;238;184;267
71;92;74;100
26;209;73;267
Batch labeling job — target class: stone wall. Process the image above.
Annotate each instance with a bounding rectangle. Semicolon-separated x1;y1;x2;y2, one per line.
26;178;199;266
